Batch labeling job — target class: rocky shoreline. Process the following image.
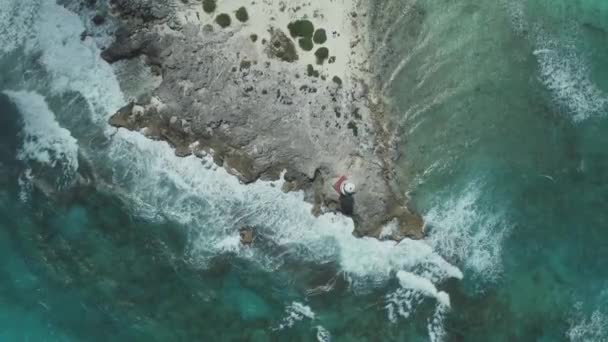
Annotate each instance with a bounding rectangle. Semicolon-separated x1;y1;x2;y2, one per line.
99;0;423;239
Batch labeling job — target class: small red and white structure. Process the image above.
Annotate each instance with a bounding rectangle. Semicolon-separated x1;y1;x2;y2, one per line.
333;175;356;196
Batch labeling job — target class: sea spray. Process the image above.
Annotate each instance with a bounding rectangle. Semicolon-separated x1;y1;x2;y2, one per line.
1;0;464;340
385;270;454;340
504;0;608;122
3;90;79;190
275;302;316;331
427;303;448;342
316;325;332;342
22;0;125;124
568;306;608;342
13;0;464;298
396;271;451;308
533;37;608;122
110;129;464;292
0;0;39;56
425;180;508;286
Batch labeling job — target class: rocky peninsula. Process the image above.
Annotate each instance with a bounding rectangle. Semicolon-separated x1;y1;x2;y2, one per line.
98;0;423;239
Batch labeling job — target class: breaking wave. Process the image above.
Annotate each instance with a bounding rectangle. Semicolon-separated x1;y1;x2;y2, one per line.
275;302;316;331
21;0;125;123
1;0;465;339
425;180;508;286
110;130;464;291
504;0;608;122
3;90;79;190
533;38;608;122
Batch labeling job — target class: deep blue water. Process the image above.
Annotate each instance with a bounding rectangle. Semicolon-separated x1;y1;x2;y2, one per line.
1;0;608;341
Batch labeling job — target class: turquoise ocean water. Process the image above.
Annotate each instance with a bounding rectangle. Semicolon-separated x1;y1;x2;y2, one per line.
1;0;607;340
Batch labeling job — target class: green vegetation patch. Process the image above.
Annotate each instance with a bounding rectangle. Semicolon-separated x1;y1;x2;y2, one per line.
306;64;319;78
347;121;358;136
298;37;313;51
332;76;342;85
215;13;231;28
250;34;258;42
287;20;314;38
235;7;249;22
202;0;216;13
313;29;327;44
314;47;329;64
240;60;251;70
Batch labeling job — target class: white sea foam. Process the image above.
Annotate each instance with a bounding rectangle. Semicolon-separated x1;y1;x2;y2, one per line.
502;0;527;35
504;0;607;122
3;90;79;186
22;0;125;124
385;276;450;342
275;302;316;330
397;271;450;308
110;130;463;291
0;0;39;56
425;181;507;286
5;1;464;340
568;307;608;342
316;325;332;342
113;127;461;342
7;0;462;293
427;304;448;342
17;168;33;203
534;39;608;122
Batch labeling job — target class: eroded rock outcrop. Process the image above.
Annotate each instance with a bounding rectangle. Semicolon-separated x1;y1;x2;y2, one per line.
101;0;424;240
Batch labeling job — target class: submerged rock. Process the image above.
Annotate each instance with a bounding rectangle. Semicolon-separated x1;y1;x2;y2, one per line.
239;226;254;245
92;13;105;25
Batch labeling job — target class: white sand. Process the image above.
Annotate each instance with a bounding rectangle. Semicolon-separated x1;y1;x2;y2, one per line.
174;0;371;87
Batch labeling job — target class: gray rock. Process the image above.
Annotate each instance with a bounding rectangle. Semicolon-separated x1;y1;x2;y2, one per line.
266;28;298;62
105;0;424;239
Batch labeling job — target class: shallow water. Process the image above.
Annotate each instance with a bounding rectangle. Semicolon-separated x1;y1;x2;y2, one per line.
1;0;608;341
373;0;608;340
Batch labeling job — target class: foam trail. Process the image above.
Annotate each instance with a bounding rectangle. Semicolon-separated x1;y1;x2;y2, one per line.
534;40;607;122
427;304;448;342
397;271;450;307
386;288;423;322
110;130;463;289
504;0;608;122
568;303;608;342
0;0;39;56
23;0;125;124
3;90;79;186
5;0;465;338
316;325;331;342
17;169;33;203
7;0;462;293
425;181;506;286
386;271;453;341
275;302;316;330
